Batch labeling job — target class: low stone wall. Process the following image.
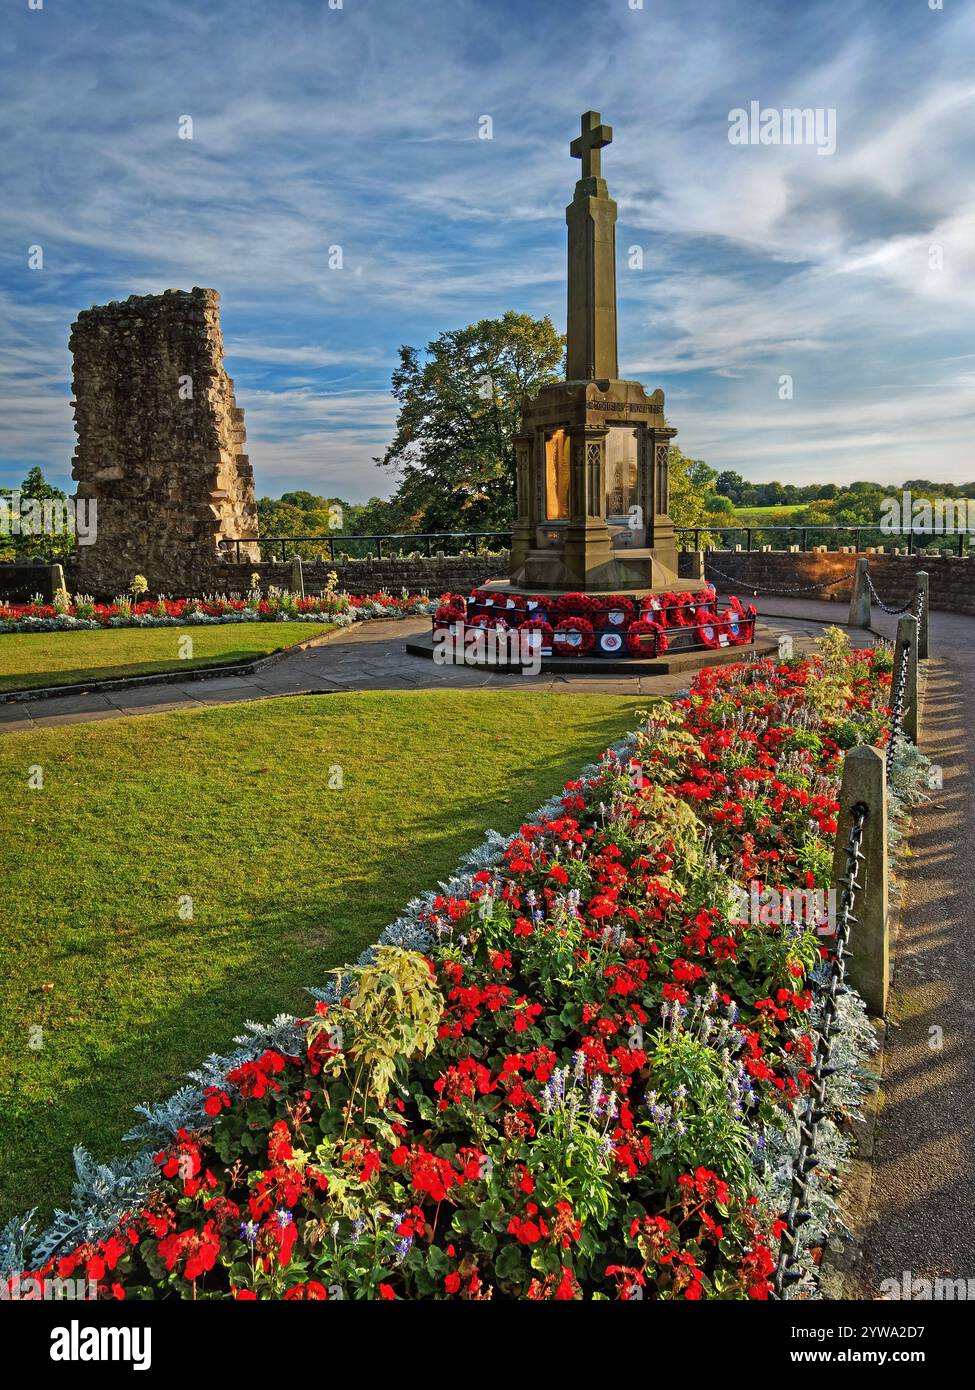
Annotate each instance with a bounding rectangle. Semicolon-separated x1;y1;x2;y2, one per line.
677;550;975;614
0;553;508;604
0;560;63;604
163;552;510;599
5;548;975;613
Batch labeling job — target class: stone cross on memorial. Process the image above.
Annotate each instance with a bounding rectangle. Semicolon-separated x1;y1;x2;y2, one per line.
569;110;613;179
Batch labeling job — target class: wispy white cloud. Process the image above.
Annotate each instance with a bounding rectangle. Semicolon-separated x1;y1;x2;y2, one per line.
226;343;391;369
2;0;973;497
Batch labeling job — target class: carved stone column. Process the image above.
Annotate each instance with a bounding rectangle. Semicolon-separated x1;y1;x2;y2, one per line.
566;112;618;382
566;182;619;382
647;430;678;573
637;426;652;540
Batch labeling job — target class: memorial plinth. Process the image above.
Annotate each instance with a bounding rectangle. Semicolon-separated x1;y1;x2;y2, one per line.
508;377;680;593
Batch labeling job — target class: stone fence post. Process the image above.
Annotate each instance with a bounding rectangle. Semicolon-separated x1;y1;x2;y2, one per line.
848;556;871;628
687;550;706;582
291;554;305;599
831;744;889;1016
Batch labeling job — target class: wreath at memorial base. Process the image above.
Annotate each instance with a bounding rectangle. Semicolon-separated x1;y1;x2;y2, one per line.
691;592;717;618
552;616;595;655
600;595;637;627
553;592;602;618
672;592;702;626
445;588;755;657
433;601;465;631
625;619;668;655
517;618;554;652
594;628;627;656
728;604;758;645
697;615;732;648
643;591;679;624
497;594;527;615
470;612;509;632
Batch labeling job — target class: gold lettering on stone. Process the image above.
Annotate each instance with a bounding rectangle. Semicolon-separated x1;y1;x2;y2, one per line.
545;428;571;520
606;427;638;518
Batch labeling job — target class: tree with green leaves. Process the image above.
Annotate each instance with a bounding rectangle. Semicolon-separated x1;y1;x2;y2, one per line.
0;466;75;561
668;447;722;529
377;311;565;533
255;490;409;559
715;470;748;505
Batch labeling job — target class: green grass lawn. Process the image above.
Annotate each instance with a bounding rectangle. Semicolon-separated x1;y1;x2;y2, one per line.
0;622;335;693
0;689;643;1224
730;505;808;525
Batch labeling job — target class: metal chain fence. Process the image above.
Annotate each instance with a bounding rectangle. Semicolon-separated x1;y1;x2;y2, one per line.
885;636;912;786
708;560;924;621
864;572;915;616
705;562;857;596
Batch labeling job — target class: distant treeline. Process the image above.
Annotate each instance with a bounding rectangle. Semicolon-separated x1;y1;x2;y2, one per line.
713;474;975;510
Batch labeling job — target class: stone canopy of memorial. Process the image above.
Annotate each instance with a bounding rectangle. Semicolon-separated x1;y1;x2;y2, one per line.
502;110;697;596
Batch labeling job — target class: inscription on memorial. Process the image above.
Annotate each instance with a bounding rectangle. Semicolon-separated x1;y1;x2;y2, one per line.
588;399;660;414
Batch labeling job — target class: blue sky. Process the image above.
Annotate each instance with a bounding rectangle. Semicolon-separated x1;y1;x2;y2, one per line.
2;0;973;502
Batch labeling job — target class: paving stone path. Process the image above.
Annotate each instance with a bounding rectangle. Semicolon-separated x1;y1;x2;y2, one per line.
848;608;975;1297
0;600;861;734
754;604;975;1298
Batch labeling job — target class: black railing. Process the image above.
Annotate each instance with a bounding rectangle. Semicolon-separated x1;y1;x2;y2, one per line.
676;524;970;557
217;531;513;564
219;524;971;566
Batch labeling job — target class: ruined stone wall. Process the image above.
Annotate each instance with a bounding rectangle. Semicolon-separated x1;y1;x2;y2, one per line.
69;287;259;596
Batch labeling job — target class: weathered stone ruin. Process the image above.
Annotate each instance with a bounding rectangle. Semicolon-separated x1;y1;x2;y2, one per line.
69;287;259;597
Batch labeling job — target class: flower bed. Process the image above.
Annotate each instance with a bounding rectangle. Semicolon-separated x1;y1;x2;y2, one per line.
6;634;899;1300
0;591;437;635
